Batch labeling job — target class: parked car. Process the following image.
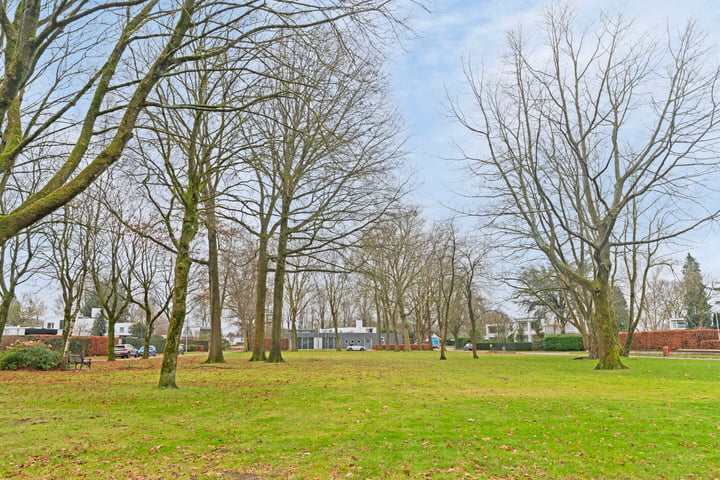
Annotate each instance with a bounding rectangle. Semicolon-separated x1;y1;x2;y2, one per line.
136;345;157;357
346;345;366;351
114;343;138;358
463;342;473;351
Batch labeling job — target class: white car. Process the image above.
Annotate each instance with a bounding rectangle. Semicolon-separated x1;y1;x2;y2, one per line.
346;345;366;351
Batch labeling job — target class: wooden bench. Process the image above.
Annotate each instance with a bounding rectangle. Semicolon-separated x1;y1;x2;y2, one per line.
68;354;91;369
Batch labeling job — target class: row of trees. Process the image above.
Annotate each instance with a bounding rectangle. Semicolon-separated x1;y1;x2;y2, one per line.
0;0;426;387
221;207;501;358
2;0;720;384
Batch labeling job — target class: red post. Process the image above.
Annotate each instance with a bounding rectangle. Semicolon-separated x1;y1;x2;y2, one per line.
662;346;670;357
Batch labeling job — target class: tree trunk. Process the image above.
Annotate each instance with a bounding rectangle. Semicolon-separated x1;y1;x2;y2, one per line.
158;185;200;388
332;304;341;351
290;305;298;352
398;296;411;352
249;237;269;361
439;314;448;360
391;312;399;350
592;257;626;370
467;294;478;359
61;303;77;369
0;289;15;346
204;193;225;364
143;318;153;359
107;318;116;361
267;212;289;363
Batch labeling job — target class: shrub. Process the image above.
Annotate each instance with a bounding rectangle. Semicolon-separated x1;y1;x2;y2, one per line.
475;342;533;351
619;329;718;350
543;334;585;351
0;342;62;370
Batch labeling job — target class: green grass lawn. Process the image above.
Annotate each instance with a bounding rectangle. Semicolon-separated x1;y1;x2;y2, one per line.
1;351;719;479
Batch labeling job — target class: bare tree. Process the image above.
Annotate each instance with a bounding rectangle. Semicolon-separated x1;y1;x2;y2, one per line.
435;220;458;360
640;268;683;331
457;5;720;369
44;202;92;366
285;266;316;351
87;180;137;360
231;26;406;362
223;229;258;351
458;236;488;359
127;230;174;359
358;207;429;351
0;226;45;338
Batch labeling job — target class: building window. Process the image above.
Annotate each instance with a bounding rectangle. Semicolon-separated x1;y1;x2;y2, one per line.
298;337;313;350
47;323;55;329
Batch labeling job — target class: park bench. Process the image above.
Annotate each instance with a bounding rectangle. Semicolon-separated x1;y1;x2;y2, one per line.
67;354;91;370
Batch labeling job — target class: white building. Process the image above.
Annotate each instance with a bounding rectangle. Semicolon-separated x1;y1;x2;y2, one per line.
485;316;580;343
319;320;376;334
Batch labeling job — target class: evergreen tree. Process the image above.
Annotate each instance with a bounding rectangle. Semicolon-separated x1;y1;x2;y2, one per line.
613;286;630;333
129;322;148;340
80;291;102;317
91;316;107;336
682;254;711;329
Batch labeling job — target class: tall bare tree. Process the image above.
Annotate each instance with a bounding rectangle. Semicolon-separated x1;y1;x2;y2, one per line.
87;179;137;360
435;220;458;360
233;27;406;362
457;5;720;369
458;236;487;359
44;202;92;366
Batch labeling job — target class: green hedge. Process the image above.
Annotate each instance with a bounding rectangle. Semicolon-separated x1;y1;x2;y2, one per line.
476;342;533;351
125;337;167;354
29;336;90;355
543;334;585;351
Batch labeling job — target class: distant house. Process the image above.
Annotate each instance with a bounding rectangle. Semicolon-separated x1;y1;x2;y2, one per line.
291;320;403;350
1;308;135;339
485;316;580;342
661;317;688;330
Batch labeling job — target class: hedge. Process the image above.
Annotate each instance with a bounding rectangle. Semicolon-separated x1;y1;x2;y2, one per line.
700;340;720;349
119;337;168;354
475;342;532;351
542;334;585;351
2;335;109;356
619;329;719;350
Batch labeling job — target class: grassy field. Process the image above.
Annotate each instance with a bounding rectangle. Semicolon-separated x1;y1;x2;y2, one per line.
1;351;719;480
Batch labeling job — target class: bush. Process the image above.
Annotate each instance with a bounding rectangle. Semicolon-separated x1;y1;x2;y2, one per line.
475;342;533;351
619;329;718;350
543;334;585;351
0;342;62;370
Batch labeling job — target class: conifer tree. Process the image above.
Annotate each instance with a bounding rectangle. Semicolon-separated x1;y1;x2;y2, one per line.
682;254;711;329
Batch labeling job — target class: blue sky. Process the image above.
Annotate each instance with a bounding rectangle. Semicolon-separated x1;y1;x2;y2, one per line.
391;0;720;279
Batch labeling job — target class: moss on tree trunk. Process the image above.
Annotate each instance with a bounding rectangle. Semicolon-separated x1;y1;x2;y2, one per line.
592;258;626;370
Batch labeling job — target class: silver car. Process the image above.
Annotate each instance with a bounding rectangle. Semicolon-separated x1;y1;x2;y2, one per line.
114;343;138;358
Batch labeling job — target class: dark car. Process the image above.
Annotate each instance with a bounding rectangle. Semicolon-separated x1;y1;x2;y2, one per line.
136;345;157;357
114;343;137;358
